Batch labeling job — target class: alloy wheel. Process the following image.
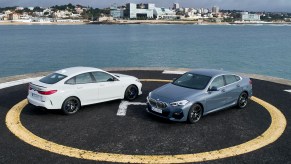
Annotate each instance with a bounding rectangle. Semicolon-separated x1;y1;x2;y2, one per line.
238;92;248;108
126;85;138;100
62;97;80;115
189;104;202;123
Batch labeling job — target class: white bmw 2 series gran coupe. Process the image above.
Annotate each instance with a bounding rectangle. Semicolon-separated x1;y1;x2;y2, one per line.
27;67;142;115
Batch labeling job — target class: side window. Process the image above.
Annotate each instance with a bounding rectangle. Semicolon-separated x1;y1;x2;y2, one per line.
235;75;241;81
75;73;94;84
225;75;239;85
209;76;225;89
92;72;115;82
65;77;75;84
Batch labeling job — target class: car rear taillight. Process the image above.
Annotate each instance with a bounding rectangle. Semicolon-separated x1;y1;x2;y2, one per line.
38;90;57;95
249;79;252;85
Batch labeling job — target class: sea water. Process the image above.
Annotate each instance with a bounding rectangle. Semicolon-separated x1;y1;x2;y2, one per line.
0;24;291;79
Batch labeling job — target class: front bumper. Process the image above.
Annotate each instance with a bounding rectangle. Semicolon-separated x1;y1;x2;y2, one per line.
146;102;191;122
135;81;143;95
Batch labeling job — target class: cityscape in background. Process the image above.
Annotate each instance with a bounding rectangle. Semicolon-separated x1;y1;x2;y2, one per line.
0;2;291;24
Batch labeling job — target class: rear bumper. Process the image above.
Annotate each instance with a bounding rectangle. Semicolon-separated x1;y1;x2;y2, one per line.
27;95;59;109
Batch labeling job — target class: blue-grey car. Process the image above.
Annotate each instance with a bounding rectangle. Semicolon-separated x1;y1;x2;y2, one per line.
146;69;253;123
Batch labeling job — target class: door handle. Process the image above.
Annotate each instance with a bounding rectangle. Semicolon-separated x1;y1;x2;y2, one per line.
236;84;240;87
221;89;226;92
77;87;83;89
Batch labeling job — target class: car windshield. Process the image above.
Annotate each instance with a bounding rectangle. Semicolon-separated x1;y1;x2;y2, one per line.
172;73;212;90
40;73;67;84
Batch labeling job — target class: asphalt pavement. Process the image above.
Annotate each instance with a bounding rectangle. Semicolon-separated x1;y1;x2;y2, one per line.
0;70;290;163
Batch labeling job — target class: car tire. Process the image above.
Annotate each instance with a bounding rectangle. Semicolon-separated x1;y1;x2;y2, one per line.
62;97;80;115
187;104;203;124
237;92;248;109
124;85;138;101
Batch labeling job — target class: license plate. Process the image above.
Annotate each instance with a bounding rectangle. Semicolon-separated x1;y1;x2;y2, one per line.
32;93;41;99
152;107;162;114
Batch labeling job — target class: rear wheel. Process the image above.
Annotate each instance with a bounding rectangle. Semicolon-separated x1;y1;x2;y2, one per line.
124;85;138;101
237;92;248;109
62;97;80;115
187;104;203;124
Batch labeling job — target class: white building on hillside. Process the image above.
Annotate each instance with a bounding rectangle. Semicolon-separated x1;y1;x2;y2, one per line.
33;12;44;17
16;7;24;10
0;13;5;20
125;3;155;19
173;3;180;10
154;7;176;19
110;4;125;19
8;13;20;20
54;10;72;18
212;6;219;14
4;10;12;15
241;12;260;21
19;13;31;20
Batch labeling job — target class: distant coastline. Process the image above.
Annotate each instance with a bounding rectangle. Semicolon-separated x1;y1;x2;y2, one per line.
1;20;291;25
0;20;87;25
89;20;229;25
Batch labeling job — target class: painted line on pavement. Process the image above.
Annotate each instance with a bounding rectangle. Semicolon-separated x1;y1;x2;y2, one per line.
284;90;291;93
5;79;287;163
117;78;171;116
117;101;146;116
0;77;42;90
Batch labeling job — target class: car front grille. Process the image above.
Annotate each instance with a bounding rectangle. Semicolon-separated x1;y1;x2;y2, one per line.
149;98;167;109
147;104;170;117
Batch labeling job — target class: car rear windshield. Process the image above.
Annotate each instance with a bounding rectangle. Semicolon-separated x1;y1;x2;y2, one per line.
173;73;212;90
40;73;67;84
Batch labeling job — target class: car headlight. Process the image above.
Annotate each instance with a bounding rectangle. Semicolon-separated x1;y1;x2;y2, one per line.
170;100;189;107
136;79;141;83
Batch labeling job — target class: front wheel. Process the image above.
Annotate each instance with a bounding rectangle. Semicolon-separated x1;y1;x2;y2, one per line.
187;104;203;124
237;92;248;109
62;97;80;115
124;85;138;101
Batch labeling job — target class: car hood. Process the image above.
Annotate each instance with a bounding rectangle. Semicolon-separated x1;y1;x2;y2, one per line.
151;83;202;102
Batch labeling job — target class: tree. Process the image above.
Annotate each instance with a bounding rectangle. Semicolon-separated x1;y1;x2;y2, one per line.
33;6;44;12
67;3;75;10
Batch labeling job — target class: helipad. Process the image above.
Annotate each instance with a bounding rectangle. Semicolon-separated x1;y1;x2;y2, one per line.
0;69;290;163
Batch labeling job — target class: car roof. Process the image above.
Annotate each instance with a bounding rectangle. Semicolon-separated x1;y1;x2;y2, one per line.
55;67;104;76
188;69;232;77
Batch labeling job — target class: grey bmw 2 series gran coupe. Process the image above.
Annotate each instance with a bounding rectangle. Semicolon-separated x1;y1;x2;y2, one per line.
146;69;252;123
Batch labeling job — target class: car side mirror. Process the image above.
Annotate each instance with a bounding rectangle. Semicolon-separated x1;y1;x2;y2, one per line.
107;78;114;82
208;86;219;92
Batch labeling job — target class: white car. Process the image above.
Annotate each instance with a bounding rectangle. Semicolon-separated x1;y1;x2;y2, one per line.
27;67;142;114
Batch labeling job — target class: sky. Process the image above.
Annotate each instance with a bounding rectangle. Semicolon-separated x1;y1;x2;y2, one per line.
0;0;291;12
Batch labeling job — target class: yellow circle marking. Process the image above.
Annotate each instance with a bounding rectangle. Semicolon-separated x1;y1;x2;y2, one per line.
5;79;287;163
